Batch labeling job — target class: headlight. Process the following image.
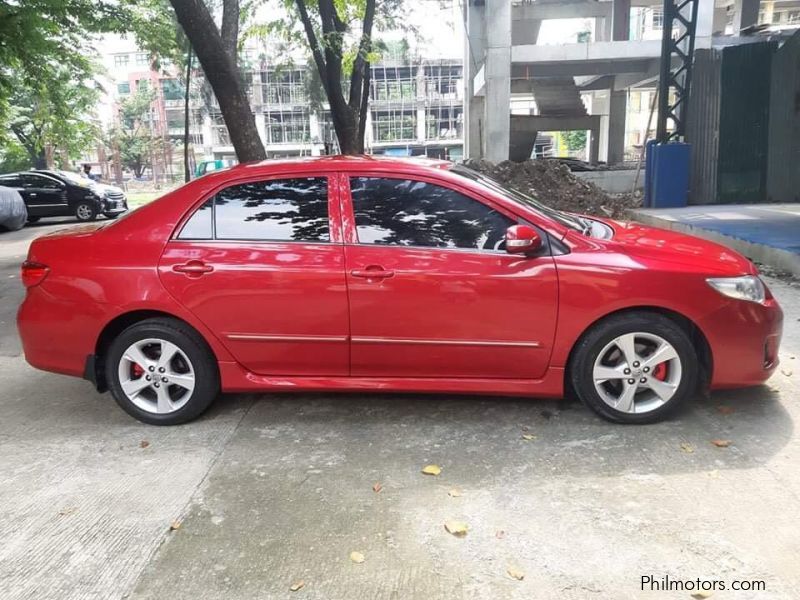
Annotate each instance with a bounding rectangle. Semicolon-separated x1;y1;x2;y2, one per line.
706;275;766;304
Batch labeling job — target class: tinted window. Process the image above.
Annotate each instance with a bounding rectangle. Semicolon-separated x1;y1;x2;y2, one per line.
0;176;21;187
350;177;514;251
214;177;329;242
21;174;62;189
178;199;213;239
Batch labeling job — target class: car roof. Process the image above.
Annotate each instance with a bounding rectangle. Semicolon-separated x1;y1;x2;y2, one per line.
221;155;453;177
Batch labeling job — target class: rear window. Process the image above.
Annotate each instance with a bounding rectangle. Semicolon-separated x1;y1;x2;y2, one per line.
178;177;329;242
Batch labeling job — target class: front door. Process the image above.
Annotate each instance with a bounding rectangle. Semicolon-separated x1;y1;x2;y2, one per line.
19;174;68;216
342;175;559;380
158;174;350;376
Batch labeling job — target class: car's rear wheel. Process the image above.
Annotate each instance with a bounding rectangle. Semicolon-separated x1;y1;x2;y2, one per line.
105;318;219;425
570;312;698;424
75;202;97;222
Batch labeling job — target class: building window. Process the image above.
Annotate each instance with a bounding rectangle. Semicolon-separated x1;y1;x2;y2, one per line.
162;78;183;101
117;82;131;95
426;107;463;140
372;109;416;142
261;69;308;105
135;53;150;66
370;65;416;102
651;8;664;30
266;109;310;144
114;54;130;68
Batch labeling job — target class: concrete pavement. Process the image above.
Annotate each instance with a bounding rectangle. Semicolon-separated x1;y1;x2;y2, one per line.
1;220;798;599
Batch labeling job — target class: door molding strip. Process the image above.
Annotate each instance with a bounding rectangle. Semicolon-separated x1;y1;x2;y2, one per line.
225;333;348;343
351;336;540;348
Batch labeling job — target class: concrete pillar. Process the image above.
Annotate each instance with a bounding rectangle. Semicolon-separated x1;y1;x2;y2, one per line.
589;126;601;164
607;89;627;165
733;0;760;32
309;112;321;156
595;16;612;42
484;0;511;162
254;111;267;149
463;0;486;159
202;114;214;158
611;0;631;41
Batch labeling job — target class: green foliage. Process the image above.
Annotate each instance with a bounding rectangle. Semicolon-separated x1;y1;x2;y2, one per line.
1;68;100;168
564;129;588;153
107;86;164;178
0;141;33;172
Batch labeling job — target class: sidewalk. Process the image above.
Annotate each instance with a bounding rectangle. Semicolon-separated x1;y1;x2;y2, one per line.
633;204;800;276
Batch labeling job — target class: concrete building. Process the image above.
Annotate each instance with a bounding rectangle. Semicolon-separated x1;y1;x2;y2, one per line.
461;0;798;165
96;35;464;180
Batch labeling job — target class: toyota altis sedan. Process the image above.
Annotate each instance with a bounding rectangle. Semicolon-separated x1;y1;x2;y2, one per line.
17;156;783;425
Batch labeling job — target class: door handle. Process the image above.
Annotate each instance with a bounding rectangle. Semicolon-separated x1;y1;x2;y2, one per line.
351;266;394;280
173;260;214;275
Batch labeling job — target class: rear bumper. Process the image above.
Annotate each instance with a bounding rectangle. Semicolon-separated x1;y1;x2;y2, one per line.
701;297;783;389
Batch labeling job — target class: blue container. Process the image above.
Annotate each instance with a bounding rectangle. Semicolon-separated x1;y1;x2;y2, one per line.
645;142;691;208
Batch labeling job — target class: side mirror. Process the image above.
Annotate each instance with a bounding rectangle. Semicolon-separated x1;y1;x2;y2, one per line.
505;224;542;255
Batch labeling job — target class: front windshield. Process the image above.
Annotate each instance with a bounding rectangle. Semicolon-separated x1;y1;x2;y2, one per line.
54;170;93;187
451;164;587;232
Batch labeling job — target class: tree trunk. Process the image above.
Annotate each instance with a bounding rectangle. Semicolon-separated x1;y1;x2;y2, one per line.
220;0;240;62
169;0;265;163
184;46;193;183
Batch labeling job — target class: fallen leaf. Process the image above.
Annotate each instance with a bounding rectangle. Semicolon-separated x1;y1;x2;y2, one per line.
781;369;793;377
58;507;77;517
507;566;525;580
495;530;506;539
448;488;462;497
139;440;150;449
680;443;695;454
521;434;536;441
444;520;468;536
169;520;181;531
289;580;305;592
691;591;713;599
372;482;382;493
716;405;735;415
711;439;731;448
421;464;441;476
350;551;365;564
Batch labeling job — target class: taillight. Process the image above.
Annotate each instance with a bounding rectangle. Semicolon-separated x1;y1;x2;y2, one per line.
21;261;49;288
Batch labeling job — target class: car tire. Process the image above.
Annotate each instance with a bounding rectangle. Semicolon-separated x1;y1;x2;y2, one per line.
570;312;698;424
75;202;97;222
105;318;220;425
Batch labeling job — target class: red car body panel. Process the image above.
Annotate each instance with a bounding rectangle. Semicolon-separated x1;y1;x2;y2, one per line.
17;156;783;400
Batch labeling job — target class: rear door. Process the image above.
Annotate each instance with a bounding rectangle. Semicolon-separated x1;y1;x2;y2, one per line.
158;173;350;376
19;174;69;216
342;174;559;380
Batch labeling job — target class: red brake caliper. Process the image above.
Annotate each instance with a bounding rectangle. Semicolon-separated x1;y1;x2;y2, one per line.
132;363;145;378
653;362;668;381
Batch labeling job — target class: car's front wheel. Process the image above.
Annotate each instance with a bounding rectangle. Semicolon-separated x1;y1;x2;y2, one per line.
75;201;97;222
570;312;698;424
105;318;220;425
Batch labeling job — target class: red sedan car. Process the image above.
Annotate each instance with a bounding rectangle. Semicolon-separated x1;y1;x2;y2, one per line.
17;156;782;425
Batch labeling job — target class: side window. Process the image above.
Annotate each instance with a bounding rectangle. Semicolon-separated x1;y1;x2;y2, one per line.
22;175;61;189
0;176;21;187
178;198;213;239
177;177;329;242
350;177;514;251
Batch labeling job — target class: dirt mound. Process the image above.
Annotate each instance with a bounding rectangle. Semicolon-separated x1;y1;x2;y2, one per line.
462;158;640;219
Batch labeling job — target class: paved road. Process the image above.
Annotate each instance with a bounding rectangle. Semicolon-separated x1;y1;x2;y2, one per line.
1;221;798;599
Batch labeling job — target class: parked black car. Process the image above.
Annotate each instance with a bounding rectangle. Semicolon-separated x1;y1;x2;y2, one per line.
0;170;128;223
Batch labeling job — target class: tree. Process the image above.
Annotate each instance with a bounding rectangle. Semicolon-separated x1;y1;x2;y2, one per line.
564;130;588;155
260;0;407;154
108;86;163;178
2;68;99;168
165;0;267;162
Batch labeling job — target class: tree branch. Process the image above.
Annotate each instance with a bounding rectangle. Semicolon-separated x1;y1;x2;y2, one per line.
220;0;239;62
348;0;375;110
294;0;329;95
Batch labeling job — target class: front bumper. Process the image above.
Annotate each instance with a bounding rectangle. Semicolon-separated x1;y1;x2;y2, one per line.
701;297;783;389
102;198;128;216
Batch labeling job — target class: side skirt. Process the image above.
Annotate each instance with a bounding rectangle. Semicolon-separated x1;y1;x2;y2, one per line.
218;361;565;399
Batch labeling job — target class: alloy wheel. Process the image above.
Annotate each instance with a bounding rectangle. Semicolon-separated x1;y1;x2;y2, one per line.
592;332;682;414
76;204;92;220
117;338;196;414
